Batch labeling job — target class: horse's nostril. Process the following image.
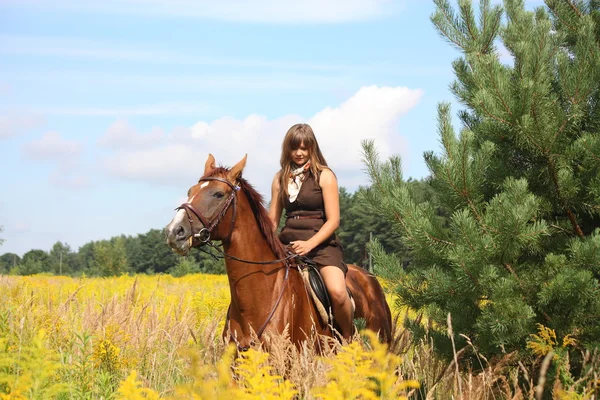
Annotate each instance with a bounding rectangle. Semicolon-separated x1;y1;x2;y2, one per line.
176;225;185;239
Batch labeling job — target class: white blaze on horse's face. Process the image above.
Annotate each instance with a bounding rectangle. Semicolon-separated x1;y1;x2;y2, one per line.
166;180;216;255
167;208;188;233
185;181;209;205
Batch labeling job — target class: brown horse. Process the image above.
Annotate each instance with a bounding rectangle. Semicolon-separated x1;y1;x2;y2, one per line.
166;154;392;350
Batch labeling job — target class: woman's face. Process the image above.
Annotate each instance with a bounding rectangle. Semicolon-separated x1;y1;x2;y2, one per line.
290;140;310;166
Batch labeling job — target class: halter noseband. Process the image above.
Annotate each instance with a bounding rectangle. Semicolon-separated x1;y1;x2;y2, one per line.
175;176;240;244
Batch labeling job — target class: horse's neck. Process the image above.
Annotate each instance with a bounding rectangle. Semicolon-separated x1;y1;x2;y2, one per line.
223;219;279;277
222;201;287;312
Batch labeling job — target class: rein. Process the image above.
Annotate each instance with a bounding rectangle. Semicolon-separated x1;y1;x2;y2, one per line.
202;240;298;265
176;175;298;341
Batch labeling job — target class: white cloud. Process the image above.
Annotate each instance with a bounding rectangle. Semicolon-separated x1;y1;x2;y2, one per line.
100;85;423;194
102;114;300;187
309;85;422;170
98;120;165;150
0;0;402;23
48;171;90;190
21;132;90;189
22;131;82;162
0;112;44;139
34;102;214;117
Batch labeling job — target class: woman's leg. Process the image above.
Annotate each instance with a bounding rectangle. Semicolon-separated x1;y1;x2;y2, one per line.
319;265;353;341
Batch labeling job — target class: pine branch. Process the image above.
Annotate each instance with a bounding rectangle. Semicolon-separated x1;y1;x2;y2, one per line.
582;139;600;162
481;0;489;48
485;57;514;118
479;101;511;125
529;98;551;155
503;262;552;322
459;132;489;228
503;262;525;292
546;158;585;238
479;0;502;54
458;262;479;286
551;119;568;150
459;1;478;43
433;0;467;50
567;0;584;18
546;1;578;33
363;140;455;248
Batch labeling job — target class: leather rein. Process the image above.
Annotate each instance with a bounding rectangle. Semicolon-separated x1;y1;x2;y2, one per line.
175;176;297;341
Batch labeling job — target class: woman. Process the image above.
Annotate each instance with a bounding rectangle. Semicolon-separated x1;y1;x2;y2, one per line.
268;123;353;341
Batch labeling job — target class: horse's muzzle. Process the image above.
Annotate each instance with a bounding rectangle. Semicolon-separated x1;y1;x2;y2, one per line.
166;222;191;255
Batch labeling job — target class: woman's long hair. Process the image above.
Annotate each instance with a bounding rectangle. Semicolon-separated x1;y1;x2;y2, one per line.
279;123;328;201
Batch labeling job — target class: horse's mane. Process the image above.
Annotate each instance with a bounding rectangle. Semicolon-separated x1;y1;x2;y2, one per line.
203;167;288;260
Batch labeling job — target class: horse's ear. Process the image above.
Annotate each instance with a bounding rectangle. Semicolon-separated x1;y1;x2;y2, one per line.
204;153;216;175
228;154;247;182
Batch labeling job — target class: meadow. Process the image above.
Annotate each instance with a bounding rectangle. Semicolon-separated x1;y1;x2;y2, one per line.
0;274;596;399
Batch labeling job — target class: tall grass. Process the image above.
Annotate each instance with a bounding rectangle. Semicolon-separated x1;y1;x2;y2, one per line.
0;274;597;399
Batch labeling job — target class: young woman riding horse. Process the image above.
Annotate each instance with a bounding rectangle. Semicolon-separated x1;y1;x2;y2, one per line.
165;152;391;351
268;123;353;341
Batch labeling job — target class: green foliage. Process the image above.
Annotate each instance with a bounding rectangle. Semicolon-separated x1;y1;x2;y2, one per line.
91;238;130;277
133;229;178;274
338;187;408;268
48;242;75;276
0;330;70;399
169;257;201;277
0;253;19;275
362;0;600;364
68;332;95;400
186;247;226;274
18;250;49;276
93;369;117;400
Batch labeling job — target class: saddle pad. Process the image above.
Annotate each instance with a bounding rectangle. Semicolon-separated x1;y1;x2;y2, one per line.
299;263;356;327
301;264;332;325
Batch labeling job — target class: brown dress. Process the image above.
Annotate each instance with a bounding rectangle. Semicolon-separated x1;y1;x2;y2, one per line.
278;170;348;275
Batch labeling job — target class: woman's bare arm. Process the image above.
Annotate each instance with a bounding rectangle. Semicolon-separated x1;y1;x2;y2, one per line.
268;171;283;232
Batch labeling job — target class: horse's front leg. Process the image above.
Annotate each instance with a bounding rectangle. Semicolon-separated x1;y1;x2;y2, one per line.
221;308;254;351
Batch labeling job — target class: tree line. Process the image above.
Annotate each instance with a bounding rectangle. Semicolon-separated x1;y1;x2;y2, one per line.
0;182;436;277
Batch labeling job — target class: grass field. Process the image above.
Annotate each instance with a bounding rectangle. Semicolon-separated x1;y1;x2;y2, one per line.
0;274;596;399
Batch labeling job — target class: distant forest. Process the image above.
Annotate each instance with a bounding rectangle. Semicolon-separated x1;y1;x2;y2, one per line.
0;180;438;277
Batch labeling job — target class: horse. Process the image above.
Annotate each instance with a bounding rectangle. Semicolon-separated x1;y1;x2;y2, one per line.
165;154;392;350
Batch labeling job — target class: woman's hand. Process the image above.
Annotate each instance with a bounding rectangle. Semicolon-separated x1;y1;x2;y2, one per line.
290;240;315;256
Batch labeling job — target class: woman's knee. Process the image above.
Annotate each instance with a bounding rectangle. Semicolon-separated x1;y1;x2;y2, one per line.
327;284;349;305
319;265;348;302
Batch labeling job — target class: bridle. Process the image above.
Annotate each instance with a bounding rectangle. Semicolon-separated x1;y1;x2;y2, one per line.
175;175;298;342
176;176;239;245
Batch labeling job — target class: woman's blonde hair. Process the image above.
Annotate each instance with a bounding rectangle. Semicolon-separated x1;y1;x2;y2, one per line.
279;123;328;200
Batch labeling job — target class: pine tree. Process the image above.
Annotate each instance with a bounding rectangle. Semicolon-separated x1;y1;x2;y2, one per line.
363;0;600;358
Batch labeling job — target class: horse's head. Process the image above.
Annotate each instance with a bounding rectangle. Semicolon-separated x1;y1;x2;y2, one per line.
165;153;247;255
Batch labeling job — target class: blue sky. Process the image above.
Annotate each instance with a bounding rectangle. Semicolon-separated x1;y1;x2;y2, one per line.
0;0;540;257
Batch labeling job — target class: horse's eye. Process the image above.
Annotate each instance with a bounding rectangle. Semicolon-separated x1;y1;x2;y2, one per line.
214;191;224;199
